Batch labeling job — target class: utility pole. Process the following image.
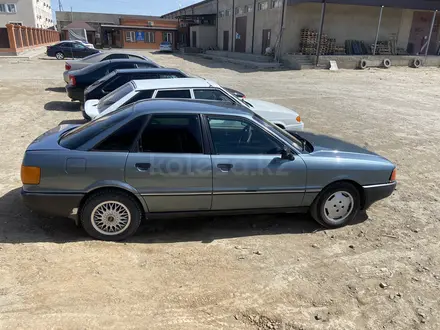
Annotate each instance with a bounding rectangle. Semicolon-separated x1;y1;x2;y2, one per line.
58;0;63;11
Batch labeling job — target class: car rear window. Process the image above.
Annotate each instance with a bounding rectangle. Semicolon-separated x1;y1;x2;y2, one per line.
89;71;116;89
82;52;102;61
77;61;108;74
59;107;133;150
97;82;135;113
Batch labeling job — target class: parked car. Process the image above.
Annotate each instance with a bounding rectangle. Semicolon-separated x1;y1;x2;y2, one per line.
20;99;397;241
65;59;160;103
159;41;173;52
84;78;304;131
63;52;160;83
47;41;100;60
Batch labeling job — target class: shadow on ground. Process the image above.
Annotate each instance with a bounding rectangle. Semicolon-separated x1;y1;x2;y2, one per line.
0;188;368;244
155;53;290;74
44;101;81;112
45;87;66;93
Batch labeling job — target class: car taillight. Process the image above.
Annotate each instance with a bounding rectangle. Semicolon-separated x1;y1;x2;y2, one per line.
65;63;71;70
390;168;397;181
21;166;41;185
69;75;76;86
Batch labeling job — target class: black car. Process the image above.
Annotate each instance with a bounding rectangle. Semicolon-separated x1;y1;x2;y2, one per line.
66;59;160;103
84;68;188;103
47;41;100;60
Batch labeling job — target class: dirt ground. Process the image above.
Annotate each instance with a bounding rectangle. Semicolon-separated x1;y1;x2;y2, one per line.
0;51;439;330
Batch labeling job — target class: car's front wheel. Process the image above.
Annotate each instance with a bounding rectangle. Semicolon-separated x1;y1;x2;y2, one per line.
310;182;361;229
55;52;65;60
80;189;143;241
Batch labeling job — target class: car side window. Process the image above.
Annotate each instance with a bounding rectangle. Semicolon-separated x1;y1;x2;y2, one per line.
130;73;159;80
155;89;191;99
73;43;86;49
138;114;203;154
122;90;154;106
136;63;157;69
104;54;129;60
128;55;143;60
62;43;73;48
207;117;283;155
94;116;146;152
193;89;234;104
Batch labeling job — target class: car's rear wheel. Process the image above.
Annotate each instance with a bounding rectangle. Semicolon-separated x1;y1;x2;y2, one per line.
80;189;143;241
310;182;361;229
55;52;64;60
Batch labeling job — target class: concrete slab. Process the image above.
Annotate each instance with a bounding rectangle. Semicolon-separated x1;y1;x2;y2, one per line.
198;53;281;69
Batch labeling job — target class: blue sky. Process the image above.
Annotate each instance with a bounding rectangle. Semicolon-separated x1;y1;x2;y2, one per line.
57;0;202;16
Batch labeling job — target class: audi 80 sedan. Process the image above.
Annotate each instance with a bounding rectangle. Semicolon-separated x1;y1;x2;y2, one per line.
21;100;396;241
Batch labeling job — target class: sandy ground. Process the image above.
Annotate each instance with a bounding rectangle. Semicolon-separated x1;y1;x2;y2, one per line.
0;51;439;330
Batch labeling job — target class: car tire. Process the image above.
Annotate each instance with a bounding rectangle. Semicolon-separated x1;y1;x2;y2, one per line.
80;189;143;241
310;182;361;229
55;52;65;60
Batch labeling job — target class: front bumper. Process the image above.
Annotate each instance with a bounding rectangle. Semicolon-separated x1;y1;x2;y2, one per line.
66;85;85;102
285;122;305;131
362;181;397;210
21;189;84;220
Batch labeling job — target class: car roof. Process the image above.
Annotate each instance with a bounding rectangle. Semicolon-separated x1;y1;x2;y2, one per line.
132;77;220;90
132;99;254;117
113;68;184;75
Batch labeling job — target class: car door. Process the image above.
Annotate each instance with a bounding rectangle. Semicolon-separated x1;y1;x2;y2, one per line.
61;42;74;58
72;43;89;58
125;114;212;213
205;115;307;210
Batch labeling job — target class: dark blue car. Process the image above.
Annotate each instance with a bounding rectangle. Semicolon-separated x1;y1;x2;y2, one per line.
47;41;100;60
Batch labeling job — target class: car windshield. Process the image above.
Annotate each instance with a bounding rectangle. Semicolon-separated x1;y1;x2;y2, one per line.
253;114;303;151
59;107;133;149
97;82;134;113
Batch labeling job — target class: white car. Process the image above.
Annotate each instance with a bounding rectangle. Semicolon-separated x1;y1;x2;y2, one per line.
84;78;304;131
159;41;173;52
63;52;160;83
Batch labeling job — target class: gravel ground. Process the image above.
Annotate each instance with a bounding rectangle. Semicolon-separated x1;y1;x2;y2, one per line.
0;51;439;330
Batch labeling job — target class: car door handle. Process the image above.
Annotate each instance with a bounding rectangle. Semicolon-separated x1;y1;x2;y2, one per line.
217;164;233;172
135;163;151;172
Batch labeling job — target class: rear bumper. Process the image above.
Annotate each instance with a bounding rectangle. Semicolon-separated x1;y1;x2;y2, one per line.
66;85;85;102
21;189;83;220
63;71;70;84
362;181;396;210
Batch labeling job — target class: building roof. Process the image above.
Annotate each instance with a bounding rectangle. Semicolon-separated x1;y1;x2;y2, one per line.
101;24;177;31
132;77;220;90
62;21;96;31
287;0;440;10
161;0;214;18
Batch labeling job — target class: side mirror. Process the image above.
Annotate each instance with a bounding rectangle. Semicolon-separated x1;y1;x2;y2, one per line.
281;148;295;161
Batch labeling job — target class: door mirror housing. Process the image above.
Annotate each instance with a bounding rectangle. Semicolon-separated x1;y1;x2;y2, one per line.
281;148;295;161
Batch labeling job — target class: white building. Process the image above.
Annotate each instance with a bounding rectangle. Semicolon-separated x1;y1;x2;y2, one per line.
0;0;54;28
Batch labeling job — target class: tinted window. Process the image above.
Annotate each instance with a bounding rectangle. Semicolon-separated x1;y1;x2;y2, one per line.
59;108;133;150
193;89;234;103
103;76;128;92
207;117;282;155
89;71;116;89
94;116;145;151
128;55;144;60
140;115;203;154
73;43;86;49
122;90;154;106
158;72;186;78
104;54;129;60
78;61;107;74
111;63;137;71
136;63;158;69
155;89;191;99
61;43;73;48
98;83;135;113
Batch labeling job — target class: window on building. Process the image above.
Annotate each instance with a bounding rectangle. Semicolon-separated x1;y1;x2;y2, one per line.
244;5;253;13
145;32;155;43
257;1;268;10
7;3;17;13
225;9;231;17
219;11;225;18
163;32;172;43
235;7;243;15
270;0;282;9
126;31;135;42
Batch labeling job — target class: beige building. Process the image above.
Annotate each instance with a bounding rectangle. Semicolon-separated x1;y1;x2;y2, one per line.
0;0;54;28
